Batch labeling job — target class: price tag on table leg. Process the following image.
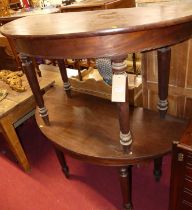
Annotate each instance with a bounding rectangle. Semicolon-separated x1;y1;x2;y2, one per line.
111;74;127;102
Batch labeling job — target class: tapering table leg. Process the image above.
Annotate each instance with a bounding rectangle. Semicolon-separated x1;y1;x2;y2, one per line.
153;157;163;182
57;59;71;98
156;47;171;181
119;166;133;210
157;47;171;119
54;147;70;179
20;54;50;126
112;57;133;150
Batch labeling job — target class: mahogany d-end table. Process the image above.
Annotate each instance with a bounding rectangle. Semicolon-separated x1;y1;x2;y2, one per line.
1;3;192;209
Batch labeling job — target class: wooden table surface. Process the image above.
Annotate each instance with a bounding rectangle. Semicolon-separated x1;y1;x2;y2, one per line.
1;3;192;59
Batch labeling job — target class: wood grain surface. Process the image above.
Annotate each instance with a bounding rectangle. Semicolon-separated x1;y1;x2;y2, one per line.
36;84;188;166
1;3;192;59
2;5;192;38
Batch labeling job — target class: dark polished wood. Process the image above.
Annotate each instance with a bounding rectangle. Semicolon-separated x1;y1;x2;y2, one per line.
112;57;132;148
153;157;163;182
1;5;192;59
60;0;135;12
35;86;187;208
35;86;187;166
20;55;50;126
57;59;71;97
54;147;69;178
119;166;133;210
157;47;171;118
169;122;192;210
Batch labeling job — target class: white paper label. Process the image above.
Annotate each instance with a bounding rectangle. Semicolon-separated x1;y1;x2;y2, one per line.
111;74;127;102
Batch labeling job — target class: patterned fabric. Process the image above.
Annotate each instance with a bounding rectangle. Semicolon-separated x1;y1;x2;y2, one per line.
96;58;112;86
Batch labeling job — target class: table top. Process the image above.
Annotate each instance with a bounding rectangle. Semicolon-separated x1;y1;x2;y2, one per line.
36;83;188;166
1;2;192;58
2;4;192;38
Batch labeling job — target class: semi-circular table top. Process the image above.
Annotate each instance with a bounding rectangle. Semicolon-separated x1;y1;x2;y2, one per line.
1;2;192;59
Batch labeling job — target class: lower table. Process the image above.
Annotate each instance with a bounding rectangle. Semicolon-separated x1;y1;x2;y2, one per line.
36;84;188;209
0;66;55;171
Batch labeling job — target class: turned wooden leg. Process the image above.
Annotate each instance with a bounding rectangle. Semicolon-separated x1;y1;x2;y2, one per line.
156;48;170;181
112;57;133;150
54;147;69;179
157;47;171;119
153;157;163;182
96;57;132;149
20;54;50;126
57;59;71;97
119;166;133;210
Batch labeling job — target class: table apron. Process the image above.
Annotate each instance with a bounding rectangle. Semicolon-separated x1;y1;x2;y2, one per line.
12;21;192;59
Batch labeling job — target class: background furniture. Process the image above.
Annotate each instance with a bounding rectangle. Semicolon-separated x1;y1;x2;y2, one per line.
169;122;192;210
0;67;55;171
143;39;192;119
2;3;192;209
60;0;135;12
136;0;192;119
0;7;59;25
0;31;17;70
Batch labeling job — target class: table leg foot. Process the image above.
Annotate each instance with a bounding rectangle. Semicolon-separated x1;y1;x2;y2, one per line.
54;147;70;179
119;166;133;210
38;107;50;126
42;115;50;126
153;157;163;182
124;203;133;210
